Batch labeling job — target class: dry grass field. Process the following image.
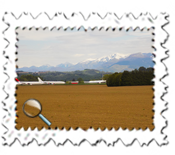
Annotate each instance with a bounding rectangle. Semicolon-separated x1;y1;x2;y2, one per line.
16;85;154;130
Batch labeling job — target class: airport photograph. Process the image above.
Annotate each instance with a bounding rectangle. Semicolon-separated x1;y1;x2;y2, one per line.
15;27;154;131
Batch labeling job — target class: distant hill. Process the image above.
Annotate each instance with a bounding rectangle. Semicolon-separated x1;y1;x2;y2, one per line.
17;52;154;73
17;69;113;81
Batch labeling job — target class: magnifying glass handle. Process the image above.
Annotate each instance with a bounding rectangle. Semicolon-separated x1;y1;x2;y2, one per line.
39;114;51;126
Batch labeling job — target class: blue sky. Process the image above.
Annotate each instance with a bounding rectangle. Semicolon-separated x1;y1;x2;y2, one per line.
16;27;153;67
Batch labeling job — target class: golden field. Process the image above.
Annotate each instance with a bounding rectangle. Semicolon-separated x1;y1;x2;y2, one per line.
16;85;154;130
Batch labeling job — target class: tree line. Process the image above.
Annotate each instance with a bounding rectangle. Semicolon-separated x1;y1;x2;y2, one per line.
18;74;44;81
106;67;154;87
17;69;112;81
18;74;89;84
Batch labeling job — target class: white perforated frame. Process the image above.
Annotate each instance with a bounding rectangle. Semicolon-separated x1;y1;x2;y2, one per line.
2;12;168;146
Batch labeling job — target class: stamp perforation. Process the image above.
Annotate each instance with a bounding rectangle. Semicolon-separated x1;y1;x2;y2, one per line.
0;0;172;151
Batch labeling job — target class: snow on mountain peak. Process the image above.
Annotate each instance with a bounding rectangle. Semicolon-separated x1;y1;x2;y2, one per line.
79;53;127;64
97;53;126;62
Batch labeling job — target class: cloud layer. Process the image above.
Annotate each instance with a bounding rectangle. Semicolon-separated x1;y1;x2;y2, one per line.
16;28;153;67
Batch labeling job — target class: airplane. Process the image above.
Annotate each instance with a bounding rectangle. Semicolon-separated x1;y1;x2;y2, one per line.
15;77;44;85
38;77;65;85
15;77;65;85
88;80;106;84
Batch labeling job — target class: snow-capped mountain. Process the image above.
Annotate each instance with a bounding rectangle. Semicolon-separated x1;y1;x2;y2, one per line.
96;53;126;62
79;53;126;64
17;52;154;72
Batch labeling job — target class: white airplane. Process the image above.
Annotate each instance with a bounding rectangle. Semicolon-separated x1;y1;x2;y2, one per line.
88;80;106;84
16;77;65;85
15;78;44;85
38;78;65;85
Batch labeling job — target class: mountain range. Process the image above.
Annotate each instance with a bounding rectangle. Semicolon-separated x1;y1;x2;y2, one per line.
17;52;154;73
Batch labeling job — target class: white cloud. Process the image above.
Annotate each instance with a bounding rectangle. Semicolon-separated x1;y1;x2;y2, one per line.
88;53;96;56
74;54;84;57
17;28;153;67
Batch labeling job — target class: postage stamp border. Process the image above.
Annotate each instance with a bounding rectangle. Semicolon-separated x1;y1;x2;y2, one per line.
2;12;169;146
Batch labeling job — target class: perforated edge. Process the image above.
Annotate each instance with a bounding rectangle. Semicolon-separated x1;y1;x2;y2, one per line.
0;1;170;148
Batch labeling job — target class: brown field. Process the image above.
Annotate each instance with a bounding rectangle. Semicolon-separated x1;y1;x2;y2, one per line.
16;85;154;131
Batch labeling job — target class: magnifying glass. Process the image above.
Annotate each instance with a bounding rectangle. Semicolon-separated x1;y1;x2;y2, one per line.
23;99;51;126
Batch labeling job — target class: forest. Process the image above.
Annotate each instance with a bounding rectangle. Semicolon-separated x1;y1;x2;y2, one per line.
106;67;154;87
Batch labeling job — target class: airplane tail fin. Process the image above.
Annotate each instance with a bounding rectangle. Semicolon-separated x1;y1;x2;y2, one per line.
15;78;21;84
15;78;20;82
38;77;43;83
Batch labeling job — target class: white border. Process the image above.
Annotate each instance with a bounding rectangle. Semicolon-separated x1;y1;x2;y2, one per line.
1;12;168;146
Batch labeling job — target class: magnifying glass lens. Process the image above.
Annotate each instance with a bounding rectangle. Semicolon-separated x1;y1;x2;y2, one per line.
23;99;41;117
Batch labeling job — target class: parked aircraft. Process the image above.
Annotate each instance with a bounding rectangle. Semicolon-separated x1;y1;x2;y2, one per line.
15;77;65;85
88;80;106;84
38;78;65;85
15;78;44;85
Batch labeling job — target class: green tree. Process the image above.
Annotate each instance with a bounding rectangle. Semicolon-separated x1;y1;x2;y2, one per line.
107;72;122;86
107;67;154;87
18;74;44;81
106;74;114;86
139;66;146;72
103;74;111;80
146;67;153;72
77;78;84;84
114;73;122;86
66;81;71;84
121;71;132;86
